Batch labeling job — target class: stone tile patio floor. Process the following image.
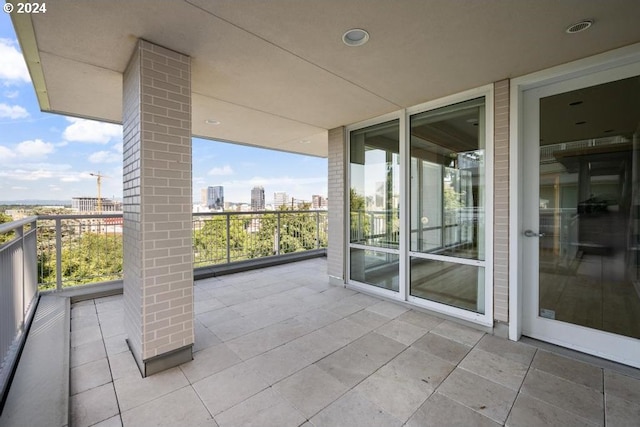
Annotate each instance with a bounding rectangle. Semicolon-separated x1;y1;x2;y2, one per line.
69;258;640;427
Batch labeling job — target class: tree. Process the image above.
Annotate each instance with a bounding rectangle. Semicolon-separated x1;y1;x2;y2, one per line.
0;213;15;244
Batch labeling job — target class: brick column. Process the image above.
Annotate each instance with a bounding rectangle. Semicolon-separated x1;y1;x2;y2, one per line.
122;39;193;376
493;79;510;326
328;127;346;285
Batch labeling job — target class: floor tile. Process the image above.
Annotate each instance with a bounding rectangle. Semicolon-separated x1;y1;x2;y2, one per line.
71;338;107;368
272;364;348;419
285;328;345;364
180;343;241;383
215;388;305;427
520;368;604;426
193;320;223;352
207;316;263;342
345;309;390;331
405;392;500;427
316;317;370;346
506;393;600;427
71;357;113;395
604;369;640;403
71;324;103;348
375;318;427;346
104;333;129;356
316;332;406;387
411;332;471;364
193;362;268;415
114;366;190;412
71;383;120;427
365;300;409;319
459;348;529;390
605;393;640;427
244;343;311;385
198;307;242;329
108;350;140;380
430;320;485;347
310;390;403;427
397;310;444;330
438;368;518;424
93;415;123;427
475;334;537;366
531;350;603;391
122;386;217;427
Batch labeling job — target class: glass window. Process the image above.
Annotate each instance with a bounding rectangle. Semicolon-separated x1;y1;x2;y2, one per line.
410;98;485;260
350;248;399;292
349;120;400;249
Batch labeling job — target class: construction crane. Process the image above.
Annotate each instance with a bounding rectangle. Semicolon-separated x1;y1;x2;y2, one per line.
89;172;108;213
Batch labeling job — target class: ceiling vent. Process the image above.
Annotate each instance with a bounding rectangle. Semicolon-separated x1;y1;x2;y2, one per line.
566;20;593;34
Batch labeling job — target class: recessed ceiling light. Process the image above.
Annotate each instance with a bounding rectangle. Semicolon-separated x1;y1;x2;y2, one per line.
342;29;369;46
299;140;311;144
566;20;593;34
575;121;587;125
205;119;220;125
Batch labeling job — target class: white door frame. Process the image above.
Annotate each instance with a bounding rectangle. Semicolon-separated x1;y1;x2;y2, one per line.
509;43;640;361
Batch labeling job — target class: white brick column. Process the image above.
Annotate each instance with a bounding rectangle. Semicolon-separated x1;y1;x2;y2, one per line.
328;127;346;285
123;39;193;376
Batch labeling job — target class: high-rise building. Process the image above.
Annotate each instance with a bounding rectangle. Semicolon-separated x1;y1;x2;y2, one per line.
312;195;327;209
273;191;288;209
251;186;265;210
202;186;224;210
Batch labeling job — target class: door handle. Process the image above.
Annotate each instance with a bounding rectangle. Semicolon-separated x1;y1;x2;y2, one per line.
524;229;545;237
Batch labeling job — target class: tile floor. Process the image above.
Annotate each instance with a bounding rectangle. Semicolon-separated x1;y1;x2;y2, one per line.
69;258;640;427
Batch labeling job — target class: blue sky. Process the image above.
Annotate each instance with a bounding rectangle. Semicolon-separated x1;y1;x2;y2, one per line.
0;13;327;204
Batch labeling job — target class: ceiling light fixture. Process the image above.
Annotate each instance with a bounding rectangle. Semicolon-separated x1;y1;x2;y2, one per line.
565;20;593;34
205;119;220;125
342;28;369;46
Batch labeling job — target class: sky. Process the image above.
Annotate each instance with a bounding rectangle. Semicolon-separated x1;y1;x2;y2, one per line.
0;13;327;205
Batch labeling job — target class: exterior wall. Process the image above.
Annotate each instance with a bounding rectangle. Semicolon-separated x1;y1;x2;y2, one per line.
327;127;345;284
123;39;194;374
493;79;510;323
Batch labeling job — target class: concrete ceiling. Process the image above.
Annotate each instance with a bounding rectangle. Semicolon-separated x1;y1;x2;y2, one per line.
9;0;640;157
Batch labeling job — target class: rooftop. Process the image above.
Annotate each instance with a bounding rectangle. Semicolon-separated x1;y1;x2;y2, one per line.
67;258;640;426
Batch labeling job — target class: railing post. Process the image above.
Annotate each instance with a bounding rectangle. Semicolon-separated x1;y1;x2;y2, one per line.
316;211;320;249
226;213;231;264
17;224;25;329
55;218;62;291
276;212;281;256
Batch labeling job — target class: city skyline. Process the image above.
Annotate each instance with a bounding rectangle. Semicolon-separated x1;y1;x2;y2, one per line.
0;14;327;205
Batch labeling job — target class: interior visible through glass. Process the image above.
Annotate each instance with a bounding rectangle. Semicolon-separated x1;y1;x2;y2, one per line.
349;120;400;291
538;75;640;339
409;97;486;313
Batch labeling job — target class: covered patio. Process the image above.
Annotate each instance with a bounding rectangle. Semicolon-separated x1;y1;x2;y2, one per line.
69;259;639;427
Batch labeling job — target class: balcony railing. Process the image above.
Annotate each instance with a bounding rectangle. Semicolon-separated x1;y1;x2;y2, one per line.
0;217;38;405
35;210;327;290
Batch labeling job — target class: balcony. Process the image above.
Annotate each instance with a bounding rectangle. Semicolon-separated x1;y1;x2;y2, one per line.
2;216;640;426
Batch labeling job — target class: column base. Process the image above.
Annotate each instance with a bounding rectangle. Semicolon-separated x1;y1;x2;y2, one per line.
127;340;193;377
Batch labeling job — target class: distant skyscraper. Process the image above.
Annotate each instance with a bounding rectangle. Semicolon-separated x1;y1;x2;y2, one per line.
202;186;224;210
273;191;288;209
251;186;265;210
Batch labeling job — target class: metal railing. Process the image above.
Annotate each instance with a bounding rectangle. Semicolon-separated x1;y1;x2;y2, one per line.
35;210;328;290
0;217;38;405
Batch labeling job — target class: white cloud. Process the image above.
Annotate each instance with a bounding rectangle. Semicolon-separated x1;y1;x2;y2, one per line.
88;150;121;164
63;117;122;144
208;165;234;176
15;139;55;158
0;145;16;161
11;186;28;190
0;39;30;85
4;90;19;99
0;103;29;119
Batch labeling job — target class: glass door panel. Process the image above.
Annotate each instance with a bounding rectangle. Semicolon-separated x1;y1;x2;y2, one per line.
349;119;400;291
537;76;640;340
409;98;487;313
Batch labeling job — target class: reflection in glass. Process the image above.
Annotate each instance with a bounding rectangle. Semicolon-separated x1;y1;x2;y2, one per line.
410;257;484;313
538;75;640;339
349;120;400;249
350;248;399;292
408;97;486;313
409;98;485;260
